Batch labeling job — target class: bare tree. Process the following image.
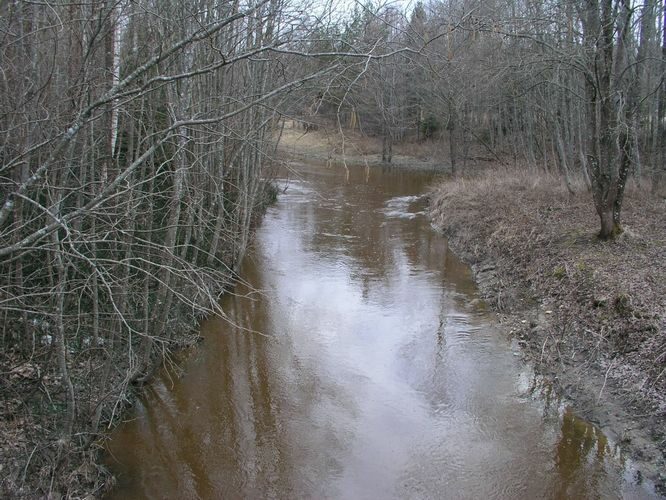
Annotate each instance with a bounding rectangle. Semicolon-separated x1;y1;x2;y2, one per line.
0;0;398;495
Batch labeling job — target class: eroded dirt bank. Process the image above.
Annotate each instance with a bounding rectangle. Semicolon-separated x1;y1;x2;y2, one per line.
429;170;666;492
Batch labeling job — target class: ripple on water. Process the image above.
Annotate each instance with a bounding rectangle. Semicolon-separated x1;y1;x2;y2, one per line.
380;194;427;219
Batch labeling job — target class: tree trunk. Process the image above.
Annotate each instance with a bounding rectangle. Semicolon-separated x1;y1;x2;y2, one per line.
448;99;457;175
598;205;619;240
582;0;632;239
654;0;666;192
382;129;392;163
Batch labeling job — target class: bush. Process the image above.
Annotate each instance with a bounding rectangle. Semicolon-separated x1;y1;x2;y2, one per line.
420;114;440;139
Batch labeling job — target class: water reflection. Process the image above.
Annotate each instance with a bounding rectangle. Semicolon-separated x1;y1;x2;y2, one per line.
106;162;657;499
555;408;610;499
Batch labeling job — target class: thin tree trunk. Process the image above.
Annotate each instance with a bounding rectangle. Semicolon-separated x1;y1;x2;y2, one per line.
448;99;457;175
654;0;666;192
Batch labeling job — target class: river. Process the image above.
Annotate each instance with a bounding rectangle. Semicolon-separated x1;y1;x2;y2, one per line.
106;161;657;499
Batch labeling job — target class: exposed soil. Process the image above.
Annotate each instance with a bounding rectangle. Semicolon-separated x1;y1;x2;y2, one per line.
429;170;666;493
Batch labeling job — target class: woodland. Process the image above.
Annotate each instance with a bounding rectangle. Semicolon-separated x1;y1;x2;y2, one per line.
1;0;664;496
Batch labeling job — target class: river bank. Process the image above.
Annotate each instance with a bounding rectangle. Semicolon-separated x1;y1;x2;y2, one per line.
277;121;445;171
429;169;666;492
0;183;277;498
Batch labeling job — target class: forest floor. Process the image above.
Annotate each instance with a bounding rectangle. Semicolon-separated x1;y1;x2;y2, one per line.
281;125;666;493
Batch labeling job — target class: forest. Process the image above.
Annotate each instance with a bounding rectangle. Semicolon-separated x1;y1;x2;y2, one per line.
1;0;664;496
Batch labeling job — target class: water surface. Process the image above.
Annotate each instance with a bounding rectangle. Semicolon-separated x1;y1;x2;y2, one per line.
107;162;656;499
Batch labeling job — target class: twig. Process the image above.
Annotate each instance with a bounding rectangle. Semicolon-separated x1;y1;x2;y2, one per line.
597;358;616;403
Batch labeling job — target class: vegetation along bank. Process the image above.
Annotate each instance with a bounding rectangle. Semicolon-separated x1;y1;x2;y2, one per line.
429;171;666;491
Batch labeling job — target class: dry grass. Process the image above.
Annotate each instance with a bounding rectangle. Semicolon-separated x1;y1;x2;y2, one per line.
430;166;666;486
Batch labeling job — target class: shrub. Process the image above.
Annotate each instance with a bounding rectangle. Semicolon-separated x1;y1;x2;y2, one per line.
420;114;440;139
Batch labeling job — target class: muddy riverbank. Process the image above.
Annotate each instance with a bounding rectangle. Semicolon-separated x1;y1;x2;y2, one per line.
429;169;666;493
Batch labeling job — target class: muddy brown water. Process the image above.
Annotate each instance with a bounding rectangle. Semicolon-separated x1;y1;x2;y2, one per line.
106;162;659;499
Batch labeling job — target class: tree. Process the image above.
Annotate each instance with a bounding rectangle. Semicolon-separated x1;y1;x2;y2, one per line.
0;0;402;494
580;0;633;238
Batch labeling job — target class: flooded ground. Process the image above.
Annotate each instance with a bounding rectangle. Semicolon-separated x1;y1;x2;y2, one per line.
106;162;658;499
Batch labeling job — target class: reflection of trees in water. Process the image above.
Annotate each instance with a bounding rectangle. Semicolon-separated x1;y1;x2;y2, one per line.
211;271;295;496
436;287;448;364
526;373;561;418
554;408;609;499
210;260;355;497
